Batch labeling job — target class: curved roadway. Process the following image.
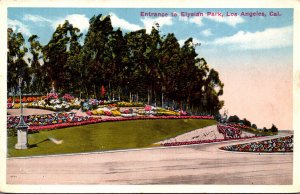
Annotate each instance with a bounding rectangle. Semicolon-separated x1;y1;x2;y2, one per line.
7;133;293;185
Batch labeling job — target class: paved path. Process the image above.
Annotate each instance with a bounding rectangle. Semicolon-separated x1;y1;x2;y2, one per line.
7;108;55;116
7;134;293;185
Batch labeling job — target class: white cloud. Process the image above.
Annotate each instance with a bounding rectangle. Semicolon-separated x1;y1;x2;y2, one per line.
213;26;292;50
109;13;141;31
178;39;185;47
189;17;204;26
178;38;202;47
202;29;212;37
8;18;31;36
205;15;244;27
141;16;173;34
24;14;51;23
52;14;90;32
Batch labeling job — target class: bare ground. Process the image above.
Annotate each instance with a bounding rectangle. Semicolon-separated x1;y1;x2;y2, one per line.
157;124;255;144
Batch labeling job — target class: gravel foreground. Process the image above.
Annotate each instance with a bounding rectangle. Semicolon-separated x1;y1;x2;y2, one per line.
7;134;293;185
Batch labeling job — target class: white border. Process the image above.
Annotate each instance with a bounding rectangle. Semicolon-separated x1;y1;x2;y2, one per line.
1;0;299;193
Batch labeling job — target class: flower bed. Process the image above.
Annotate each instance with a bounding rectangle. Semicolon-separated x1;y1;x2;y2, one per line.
155;108;180;116
217;124;242;139
7;96;42;103
62;93;74;102
28;117;100;131
7;112;93;129
7;103;13;109
162;136;261;146
7;115;214;131
117;101;144;107
219;135;293;152
227;123;250;130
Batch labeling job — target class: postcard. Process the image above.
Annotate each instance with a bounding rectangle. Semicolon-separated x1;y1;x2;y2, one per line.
1;0;300;193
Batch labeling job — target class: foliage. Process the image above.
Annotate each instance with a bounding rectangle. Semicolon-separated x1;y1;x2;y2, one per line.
7;14;224;115
270;124;278;132
7;28;31;93
242;118;251;127
227;115;240;123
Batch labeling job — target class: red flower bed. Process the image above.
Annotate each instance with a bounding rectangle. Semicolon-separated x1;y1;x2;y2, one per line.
62;93;74;102
7;103;13;109
217;124;242;139
29;117;101;131
162;136;262;147
227;123;250;129
26;115;214;131
7;97;13;103
219;135;293;152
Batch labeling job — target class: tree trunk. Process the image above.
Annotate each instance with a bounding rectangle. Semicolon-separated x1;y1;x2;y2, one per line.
147;89;150;105
161;92;164;108
129;92;132;103
93;84;96;99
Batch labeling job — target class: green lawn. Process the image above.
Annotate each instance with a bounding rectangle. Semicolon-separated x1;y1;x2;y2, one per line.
7;119;216;157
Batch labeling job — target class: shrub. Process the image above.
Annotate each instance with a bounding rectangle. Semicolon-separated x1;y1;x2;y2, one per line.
227;115;240;123
270;124;278;132
242;118;251;127
251;124;257;129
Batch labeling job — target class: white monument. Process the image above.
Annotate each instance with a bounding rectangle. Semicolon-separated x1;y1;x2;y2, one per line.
15;76;28;149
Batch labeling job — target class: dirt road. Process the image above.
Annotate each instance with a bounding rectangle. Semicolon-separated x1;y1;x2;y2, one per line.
7;134;293;185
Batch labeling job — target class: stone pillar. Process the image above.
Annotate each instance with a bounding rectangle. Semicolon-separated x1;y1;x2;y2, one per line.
15;116;28;149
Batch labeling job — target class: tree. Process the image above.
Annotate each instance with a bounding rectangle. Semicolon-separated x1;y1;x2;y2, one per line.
106;28;128;101
177;38;199;110
80;14;114;98
270;124;278;132
145;27;162;105
28;35;46;94
7;28;30;94
43;20;83;94
227;115;240;123
7;14;226;116
242;118;251;127
251;123;257;129
124;29;149;101
203;68;224;115
157;33;181;107
65;25;83;94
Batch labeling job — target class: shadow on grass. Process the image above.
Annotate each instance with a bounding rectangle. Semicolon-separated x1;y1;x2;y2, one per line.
29;138;50;148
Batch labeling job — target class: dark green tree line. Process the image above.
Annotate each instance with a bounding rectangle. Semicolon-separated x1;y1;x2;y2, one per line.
7;14;224;115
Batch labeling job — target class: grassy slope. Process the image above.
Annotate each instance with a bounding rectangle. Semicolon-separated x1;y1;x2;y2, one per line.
8;119;216;157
